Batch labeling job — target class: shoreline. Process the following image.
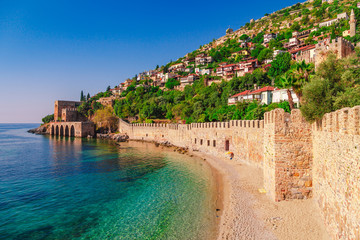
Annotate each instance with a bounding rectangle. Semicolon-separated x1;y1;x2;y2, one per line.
128;138;329;240
33;131;330;239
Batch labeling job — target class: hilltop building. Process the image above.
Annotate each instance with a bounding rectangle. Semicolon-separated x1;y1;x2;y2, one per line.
350;9;356;37
315;37;354;68
226;28;233;35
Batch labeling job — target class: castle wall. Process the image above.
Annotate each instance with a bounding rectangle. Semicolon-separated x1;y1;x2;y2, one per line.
119;106;360;239
120;119;265;167
315;37;354;69
312;106;360;239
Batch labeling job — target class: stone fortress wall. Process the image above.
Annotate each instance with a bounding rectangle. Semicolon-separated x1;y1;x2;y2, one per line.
119;106;360;240
312;106;360;239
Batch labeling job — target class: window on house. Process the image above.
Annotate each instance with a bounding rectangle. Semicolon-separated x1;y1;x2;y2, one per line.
213;140;216;147
200;139;203;145
195;138;197;144
207;140;210;146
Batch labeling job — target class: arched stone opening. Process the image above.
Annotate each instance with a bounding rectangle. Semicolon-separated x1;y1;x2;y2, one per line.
60;126;64;136
70;125;75;137
56;125;59;136
65;125;69;137
51;125;55;136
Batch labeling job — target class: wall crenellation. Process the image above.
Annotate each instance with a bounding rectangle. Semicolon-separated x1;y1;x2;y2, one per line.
314;106;360;135
119;106;360;240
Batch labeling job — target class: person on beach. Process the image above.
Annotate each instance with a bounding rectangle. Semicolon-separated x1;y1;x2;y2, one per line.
226;152;234;160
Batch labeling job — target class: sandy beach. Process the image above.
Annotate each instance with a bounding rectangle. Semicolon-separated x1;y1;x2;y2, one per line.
192;151;330;240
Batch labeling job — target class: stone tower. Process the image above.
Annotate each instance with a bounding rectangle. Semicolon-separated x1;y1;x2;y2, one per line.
350;9;356;37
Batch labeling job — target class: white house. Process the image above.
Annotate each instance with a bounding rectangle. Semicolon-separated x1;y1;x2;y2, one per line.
264;33;277;44
228;86;275;105
319;18;338;27
272;89;299;106
195;68;211;75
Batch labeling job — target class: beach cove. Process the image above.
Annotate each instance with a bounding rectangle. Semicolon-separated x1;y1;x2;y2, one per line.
0;124;220;239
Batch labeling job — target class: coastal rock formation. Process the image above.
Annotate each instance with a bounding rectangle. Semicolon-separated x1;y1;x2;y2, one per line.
28;124;50;135
97;133;129;142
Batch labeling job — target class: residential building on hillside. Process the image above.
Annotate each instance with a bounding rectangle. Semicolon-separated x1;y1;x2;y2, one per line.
168;63;185;72
236;59;258;77
228;86;275;105
110;87;122;96
184;57;195;66
184;67;194;73
319;13;348;28
337;12;349;20
123;79;133;89
195;68;212;75
264;33;277;44
228;90;252;105
195;54;213;66
319;18;338;27
284;37;299;49
297;29;311;39
176;74;199;90
273;50;286;57
231;50;250;58
96;96;116;106
223;64;237;79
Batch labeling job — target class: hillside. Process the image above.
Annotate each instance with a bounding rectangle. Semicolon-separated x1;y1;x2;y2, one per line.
72;0;360;126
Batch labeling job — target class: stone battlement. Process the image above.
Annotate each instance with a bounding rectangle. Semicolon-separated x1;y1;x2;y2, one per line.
313;106;360;135
119;106;360;239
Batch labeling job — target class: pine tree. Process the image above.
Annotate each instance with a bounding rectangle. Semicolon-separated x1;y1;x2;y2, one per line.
87;93;90;100
106;86;111;92
80;90;84;101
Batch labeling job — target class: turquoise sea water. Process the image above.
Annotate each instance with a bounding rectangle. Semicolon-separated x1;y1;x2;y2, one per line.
0;124;217;239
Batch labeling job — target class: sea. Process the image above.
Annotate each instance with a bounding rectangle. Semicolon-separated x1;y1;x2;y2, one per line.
0;124;218;240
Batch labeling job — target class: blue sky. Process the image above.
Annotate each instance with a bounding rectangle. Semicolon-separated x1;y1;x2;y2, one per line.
0;0;300;123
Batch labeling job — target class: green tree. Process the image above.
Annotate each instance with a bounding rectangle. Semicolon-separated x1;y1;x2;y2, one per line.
240;34;249;41
106;86;111;92
165;78;180;89
290;60;314;103
257;48;273;62
268;52;292;78
275;72;296;110
290;21;301;32
93;106;119;133
80;90;85;101
300;53;347;122
87;93;90;100
42;114;54;124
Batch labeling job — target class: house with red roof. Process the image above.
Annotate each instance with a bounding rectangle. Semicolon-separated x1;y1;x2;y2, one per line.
235;59;258;77
228;85;275;105
228;90;252;105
